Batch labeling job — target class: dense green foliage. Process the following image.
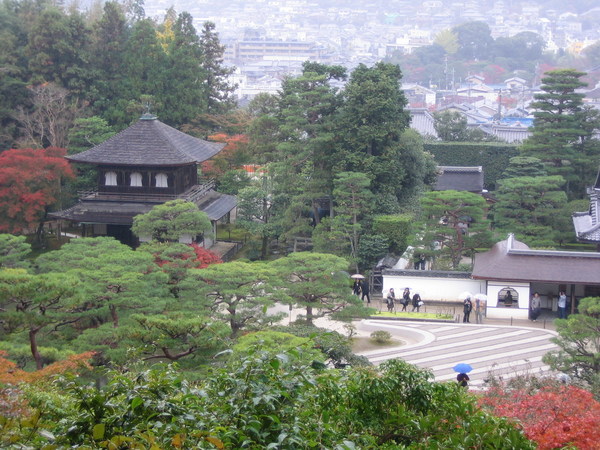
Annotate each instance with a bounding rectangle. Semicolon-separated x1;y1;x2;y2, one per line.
433;110;498;143
0;0;236;148
419;190;493;269
132;200;213;243
246;62;436;263
543;297;600;396
372;214;413;255
424;142;519;190
0;237;370;371
2;356;534;448
492;174;568;247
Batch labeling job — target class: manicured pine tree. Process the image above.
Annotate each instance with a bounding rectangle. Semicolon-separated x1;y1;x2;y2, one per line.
521;69;600;198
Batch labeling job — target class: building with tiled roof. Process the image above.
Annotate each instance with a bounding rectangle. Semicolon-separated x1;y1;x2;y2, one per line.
51;114;236;247
573;169;600;250
434;166;484;193
383;234;600;320
472;234;600;318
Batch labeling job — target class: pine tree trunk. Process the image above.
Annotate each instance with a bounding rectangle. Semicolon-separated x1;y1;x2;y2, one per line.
110;304;119;328
30;327;43;370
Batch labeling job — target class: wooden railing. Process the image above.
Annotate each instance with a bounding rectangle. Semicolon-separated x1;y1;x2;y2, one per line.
77;181;215;204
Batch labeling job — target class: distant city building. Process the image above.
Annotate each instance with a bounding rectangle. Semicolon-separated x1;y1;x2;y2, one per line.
230;40;322;64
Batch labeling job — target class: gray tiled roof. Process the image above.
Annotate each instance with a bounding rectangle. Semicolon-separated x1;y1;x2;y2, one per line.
472;234;600;284
50;191;236;224
196;191;237;221
49;202;154;225
67;116;225;166
435;166;484;193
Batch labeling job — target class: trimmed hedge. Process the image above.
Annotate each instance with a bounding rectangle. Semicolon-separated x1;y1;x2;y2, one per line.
372;214;413;255
424;142;519;190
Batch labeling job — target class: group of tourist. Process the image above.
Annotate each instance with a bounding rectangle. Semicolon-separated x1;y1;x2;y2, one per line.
385;287;423;313
530;290;568;321
462;295;486;324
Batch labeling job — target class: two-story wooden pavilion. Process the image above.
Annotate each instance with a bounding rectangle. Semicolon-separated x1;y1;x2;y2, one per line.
51;114;236;246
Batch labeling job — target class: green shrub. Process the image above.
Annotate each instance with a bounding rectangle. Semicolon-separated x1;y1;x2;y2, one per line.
372;214;413;255
370;330;392;344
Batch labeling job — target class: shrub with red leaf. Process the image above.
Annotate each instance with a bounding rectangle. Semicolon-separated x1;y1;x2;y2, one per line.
0;147;74;233
480;384;600;450
189;243;222;268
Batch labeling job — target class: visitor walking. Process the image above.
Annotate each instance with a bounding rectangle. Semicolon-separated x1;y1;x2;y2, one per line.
361;279;371;304
474;296;485;324
386;288;395;312
401;288;410;311
530;292;541;322
557;291;567;319
352;280;361;296
411;292;422;312
463;296;472;323
457;372;470;389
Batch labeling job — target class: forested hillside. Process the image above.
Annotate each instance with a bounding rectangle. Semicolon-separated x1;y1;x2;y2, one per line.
0;0;236;151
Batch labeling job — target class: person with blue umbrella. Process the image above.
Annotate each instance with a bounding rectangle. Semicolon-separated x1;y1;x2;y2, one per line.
453;363;473;388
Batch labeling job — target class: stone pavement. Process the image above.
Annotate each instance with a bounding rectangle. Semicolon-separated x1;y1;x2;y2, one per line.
311;302;561;390
355;320;558;389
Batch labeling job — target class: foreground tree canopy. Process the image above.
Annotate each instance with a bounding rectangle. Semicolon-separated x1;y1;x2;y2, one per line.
543;296;600;394
1;355;534;448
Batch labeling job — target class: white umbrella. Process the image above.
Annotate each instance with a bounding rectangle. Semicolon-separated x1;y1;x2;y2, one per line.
350;274;365;279
474;293;487;301
458;291;472;301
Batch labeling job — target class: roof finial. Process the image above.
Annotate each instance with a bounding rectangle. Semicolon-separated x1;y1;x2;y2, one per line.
140;100;157;120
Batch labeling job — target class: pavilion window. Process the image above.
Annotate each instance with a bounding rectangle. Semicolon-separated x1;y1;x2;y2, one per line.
105;171;117;186
155;173;168;188
130;172;142;187
497;287;518;307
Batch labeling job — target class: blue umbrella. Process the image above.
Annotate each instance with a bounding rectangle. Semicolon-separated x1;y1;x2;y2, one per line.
453;363;473;373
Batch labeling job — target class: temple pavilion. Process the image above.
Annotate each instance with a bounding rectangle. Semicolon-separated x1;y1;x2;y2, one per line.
51;114;236;247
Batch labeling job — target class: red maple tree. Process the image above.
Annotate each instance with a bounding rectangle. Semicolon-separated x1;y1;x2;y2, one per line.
202;133;249;177
0;147;74;234
480;384;600;449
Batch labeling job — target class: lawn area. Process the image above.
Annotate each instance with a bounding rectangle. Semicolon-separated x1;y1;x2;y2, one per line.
217;223;252;241
371;311;453;320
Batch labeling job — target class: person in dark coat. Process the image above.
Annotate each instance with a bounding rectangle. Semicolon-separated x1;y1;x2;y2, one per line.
386;288;395;312
361;279;370;304
352;280;361;296
463;297;473;323
401;288;410;311
457;372;470;388
411;292;422;312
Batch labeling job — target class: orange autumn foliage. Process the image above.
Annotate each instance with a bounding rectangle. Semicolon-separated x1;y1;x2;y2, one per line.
480;385;600;450
0;350;95;385
202;133;249;176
